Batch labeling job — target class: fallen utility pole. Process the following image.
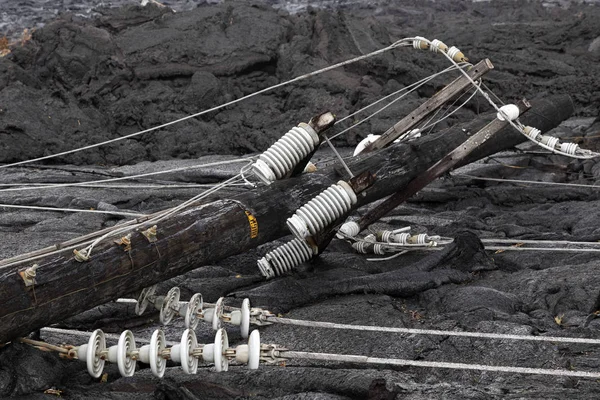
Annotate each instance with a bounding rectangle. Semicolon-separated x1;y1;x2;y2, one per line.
0;95;572;343
363;59;494;152
356;99;531;230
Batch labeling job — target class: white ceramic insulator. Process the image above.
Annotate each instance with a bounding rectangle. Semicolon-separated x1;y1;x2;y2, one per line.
287;181;358;240
380;230;392;243
84;329;106;379
337;221;361;238
170;344;182;364
353;134;380;156
235;345;250;364
364;233;376;243
230;310;242;326
412;36;429;50
203;308;214;323
248;330;261;370
257;237;314;278
252;123;320;185
541;135;560;149
447;46;462;60
560;142;579;155
240;298;251;339
373;244;385;255
430;39;447;53
523;126;541;140
107;345;119;363
77;344;88;361
408;234;429;245
392;233;410;244
352;241;371;254
180;329;198;375
496;104;520;122
159;286;180;326
138;345;150;364
202;344;215;363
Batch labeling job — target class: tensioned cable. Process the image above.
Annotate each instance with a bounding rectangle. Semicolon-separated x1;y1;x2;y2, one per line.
80;171;247;258
0;170;249;268
266;316;600;345
282;351;600;379
0;158;254;193
333;63;469;126
0;39;414;170
0;66;465;192
27;327;599;378
0;204;145;217
452;173;600;189
481;238;600;246
328;64;470;141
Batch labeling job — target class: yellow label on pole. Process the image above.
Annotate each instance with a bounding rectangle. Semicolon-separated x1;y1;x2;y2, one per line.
245;210;259;239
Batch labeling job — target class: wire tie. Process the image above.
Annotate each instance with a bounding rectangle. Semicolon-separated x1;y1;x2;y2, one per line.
114;234;132;252
141;225;158;243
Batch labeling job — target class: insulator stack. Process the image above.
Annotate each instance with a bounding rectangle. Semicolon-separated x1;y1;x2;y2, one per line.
523;125;580;156
287;181;358;240
252;123;320;185
336;221;361;239
257;238;314;279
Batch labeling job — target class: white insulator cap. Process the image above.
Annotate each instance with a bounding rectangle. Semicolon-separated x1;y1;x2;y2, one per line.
337;221;361;239
430;39;448;53
303;162;317;173
523;126;541;141
560;142;579;155
373;244;385;255
257;257;275;279
541;135;559;149
364;233;376;242
353;134;380;156
447;46;466;62
413;36;429;50
496;104;520;122
252;159;276;184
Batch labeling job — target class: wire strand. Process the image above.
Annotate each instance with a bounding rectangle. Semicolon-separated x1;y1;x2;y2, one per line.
0;40;413;169
0;204;145;218
266;316;600;345
282;350;600;379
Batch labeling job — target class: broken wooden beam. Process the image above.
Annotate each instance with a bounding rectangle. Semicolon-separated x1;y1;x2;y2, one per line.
0;95;573;343
364;59;494;152
356;99;532;230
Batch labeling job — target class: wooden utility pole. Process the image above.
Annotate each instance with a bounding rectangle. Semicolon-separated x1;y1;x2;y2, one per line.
0;95;573;343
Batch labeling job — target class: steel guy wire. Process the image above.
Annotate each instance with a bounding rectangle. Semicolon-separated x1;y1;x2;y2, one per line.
2;65;466;191
282;351;600;379
332;63;470;127
452;173;600;189
0;204;145;218
265;316;600;345
0;39;415;170
328;63;471;141
0;158;255;193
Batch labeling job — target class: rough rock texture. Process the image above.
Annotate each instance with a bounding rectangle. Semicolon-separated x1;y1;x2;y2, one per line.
1;1;600;399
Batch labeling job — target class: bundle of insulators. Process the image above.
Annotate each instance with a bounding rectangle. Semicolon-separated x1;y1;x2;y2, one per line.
257;237;315;279
134;286;252;338
50;327;264;379
376;231;439;245
412;36;468;63
523;126;580;155
287;181;358;240
352;241;386;255
251;122;320;185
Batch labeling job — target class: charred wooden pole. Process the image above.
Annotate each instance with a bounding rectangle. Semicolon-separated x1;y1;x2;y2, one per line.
0;95;573;343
